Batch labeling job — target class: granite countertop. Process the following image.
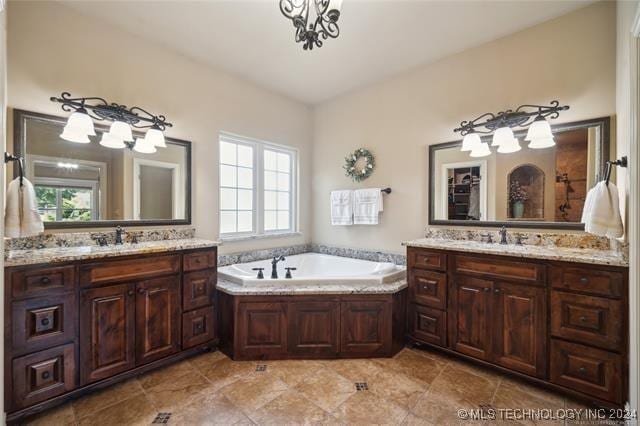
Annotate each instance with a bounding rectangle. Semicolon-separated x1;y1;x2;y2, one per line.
216;278;408;296
402;238;628;267
5;238;221;267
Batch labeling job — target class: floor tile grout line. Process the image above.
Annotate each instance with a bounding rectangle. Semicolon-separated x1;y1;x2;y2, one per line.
71;379;147;422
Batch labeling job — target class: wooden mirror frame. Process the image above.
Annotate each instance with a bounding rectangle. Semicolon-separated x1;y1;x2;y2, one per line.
428;116;611;230
12;108;192;229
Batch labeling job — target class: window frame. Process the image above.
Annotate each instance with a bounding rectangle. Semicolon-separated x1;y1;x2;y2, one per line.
34;177;99;222
218;132;298;241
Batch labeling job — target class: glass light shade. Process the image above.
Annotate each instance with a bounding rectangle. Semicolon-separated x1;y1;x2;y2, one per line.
66;111;96;136
461;133;481;152
329;0;343;11
469;142;491;157
99;132;126;149
525;118;553;141
491;127;515;147
528;137;556;149
133;138;157;154
144;128;166;147
60;125;91;143
108;121;134;142
497;137;522;154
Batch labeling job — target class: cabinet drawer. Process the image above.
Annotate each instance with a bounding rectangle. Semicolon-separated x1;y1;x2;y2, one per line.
409;304;446;347
184;250;217;272
182;307;216;349
551;291;622;351
409;249;447;271
183;269;216;311
12;294;77;355
453;255;544;284
410;269;446;309
551;266;624;298
79;254;180;286
11;265;75;299
550;339;622;404
12;343;76;410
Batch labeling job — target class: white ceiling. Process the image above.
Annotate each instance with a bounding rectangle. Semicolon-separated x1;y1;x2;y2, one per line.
62;0;594;105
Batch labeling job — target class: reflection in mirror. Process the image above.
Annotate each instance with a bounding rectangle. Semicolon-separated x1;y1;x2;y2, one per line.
430;118;610;229
13;109;191;227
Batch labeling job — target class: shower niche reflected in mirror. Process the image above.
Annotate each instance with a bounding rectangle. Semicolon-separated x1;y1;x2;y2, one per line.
429;117;610;229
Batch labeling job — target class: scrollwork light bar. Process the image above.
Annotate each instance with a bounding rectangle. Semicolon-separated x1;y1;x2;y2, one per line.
280;0;341;50
50;92;172;131
454;100;569;136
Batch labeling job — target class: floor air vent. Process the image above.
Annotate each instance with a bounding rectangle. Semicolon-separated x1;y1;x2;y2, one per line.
152;413;172;424
256;364;268;372
355;382;368;391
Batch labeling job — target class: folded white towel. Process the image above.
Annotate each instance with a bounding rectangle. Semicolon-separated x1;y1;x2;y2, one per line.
353;188;382;225
581;181;623;238
5;177;44;238
331;190;353;225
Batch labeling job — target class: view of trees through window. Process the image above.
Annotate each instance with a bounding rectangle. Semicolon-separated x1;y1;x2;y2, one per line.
35;186;94;221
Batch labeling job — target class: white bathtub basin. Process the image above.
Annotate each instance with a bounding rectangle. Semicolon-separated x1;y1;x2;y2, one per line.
218;253;405;286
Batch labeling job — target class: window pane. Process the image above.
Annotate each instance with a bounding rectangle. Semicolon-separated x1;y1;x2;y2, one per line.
277;192;289;210
220;188;236;210
62;209;92;221
277;172;290;191
264;171;277;190
264;150;277;171
220;211;237;234
277;152;290;173
237;189;253;210
264;210;277;231
237;145;253;168
277;211;290;230
220;141;237;165
39;209;56;222
220;165;237;187
237;167;253;189
62;188;92;209
237;211;253;232
35;187;57;209
264;191;277;210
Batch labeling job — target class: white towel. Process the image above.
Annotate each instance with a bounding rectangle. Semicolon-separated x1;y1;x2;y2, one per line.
5;177;44;238
353;188;383;225
581;181;623;238
331;190;353;225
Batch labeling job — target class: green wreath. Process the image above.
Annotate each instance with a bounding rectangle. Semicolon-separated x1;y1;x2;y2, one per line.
344;148;375;182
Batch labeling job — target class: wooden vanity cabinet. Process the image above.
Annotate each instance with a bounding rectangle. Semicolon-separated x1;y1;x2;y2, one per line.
4;247;218;422
407;246;628;407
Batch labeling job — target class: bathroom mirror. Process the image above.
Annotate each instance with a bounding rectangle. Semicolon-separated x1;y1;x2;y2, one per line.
428;117;611;230
11;109;191;228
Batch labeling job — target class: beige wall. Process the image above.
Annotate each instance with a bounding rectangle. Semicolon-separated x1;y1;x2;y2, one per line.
312;1;616;253
6;1;313;254
1;0;6;419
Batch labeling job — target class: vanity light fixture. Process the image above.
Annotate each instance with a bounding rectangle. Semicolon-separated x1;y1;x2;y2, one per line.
461;132;481;152
51;92;172;153
454;100;568;156
280;0;343;50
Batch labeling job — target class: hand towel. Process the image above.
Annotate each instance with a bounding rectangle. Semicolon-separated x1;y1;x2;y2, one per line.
331;190;353;225
5;177;44;238
581;181;623;238
353;188;382;225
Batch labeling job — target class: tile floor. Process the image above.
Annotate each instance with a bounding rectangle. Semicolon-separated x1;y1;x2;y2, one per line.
24;347;593;425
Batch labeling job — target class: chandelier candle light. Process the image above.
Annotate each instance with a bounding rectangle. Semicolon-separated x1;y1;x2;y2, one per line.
454;100;569;158
50;92;172;154
280;0;343;50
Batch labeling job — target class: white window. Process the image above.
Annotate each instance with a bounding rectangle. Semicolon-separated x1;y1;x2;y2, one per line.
219;133;297;239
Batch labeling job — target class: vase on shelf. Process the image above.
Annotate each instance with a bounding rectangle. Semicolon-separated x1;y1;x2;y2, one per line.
512;201;524;219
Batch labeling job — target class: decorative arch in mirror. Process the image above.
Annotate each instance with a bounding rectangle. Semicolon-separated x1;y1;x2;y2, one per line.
507;164;545;221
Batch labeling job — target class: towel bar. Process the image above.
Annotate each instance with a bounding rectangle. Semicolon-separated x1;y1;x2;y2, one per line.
604;156;628;185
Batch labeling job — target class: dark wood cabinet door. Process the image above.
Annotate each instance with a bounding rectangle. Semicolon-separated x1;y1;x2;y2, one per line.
409;304;446;347
492;281;547;378
182;306;216;349
288;301;339;356
340;299;391;356
449;276;492;360
80;283;135;384
237;302;288;358
135;276;181;365
183;269;215;311
409;269;447;309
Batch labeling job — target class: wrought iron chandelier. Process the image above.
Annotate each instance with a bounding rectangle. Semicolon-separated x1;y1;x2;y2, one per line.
50;92;172;154
453;100;569;157
280;0;343;50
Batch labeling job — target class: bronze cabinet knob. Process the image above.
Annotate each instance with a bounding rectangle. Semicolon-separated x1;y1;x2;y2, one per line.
41;371;50;380
138;288;146;294
41;318;50;326
580;277;589;283
127;290;134;296
41;276;51;284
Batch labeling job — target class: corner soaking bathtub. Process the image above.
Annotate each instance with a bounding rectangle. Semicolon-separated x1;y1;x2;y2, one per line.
218;253;405;286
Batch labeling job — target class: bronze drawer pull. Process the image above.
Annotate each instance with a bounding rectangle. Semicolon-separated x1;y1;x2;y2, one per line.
41;318;50;326
41;371;50;380
580;277;589;283
40;277;51;284
578;367;587;374
138;288;146;294
127;290;134;296
494;288;501;294
579;316;587;322
483;287;490;292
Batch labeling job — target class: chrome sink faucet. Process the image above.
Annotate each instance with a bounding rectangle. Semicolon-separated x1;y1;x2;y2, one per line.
271;255;286;279
499;226;508;245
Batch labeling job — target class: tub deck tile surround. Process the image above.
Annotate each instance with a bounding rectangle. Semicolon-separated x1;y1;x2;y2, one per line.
402;238;628;267
4;238;221;267
217;278;408;296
